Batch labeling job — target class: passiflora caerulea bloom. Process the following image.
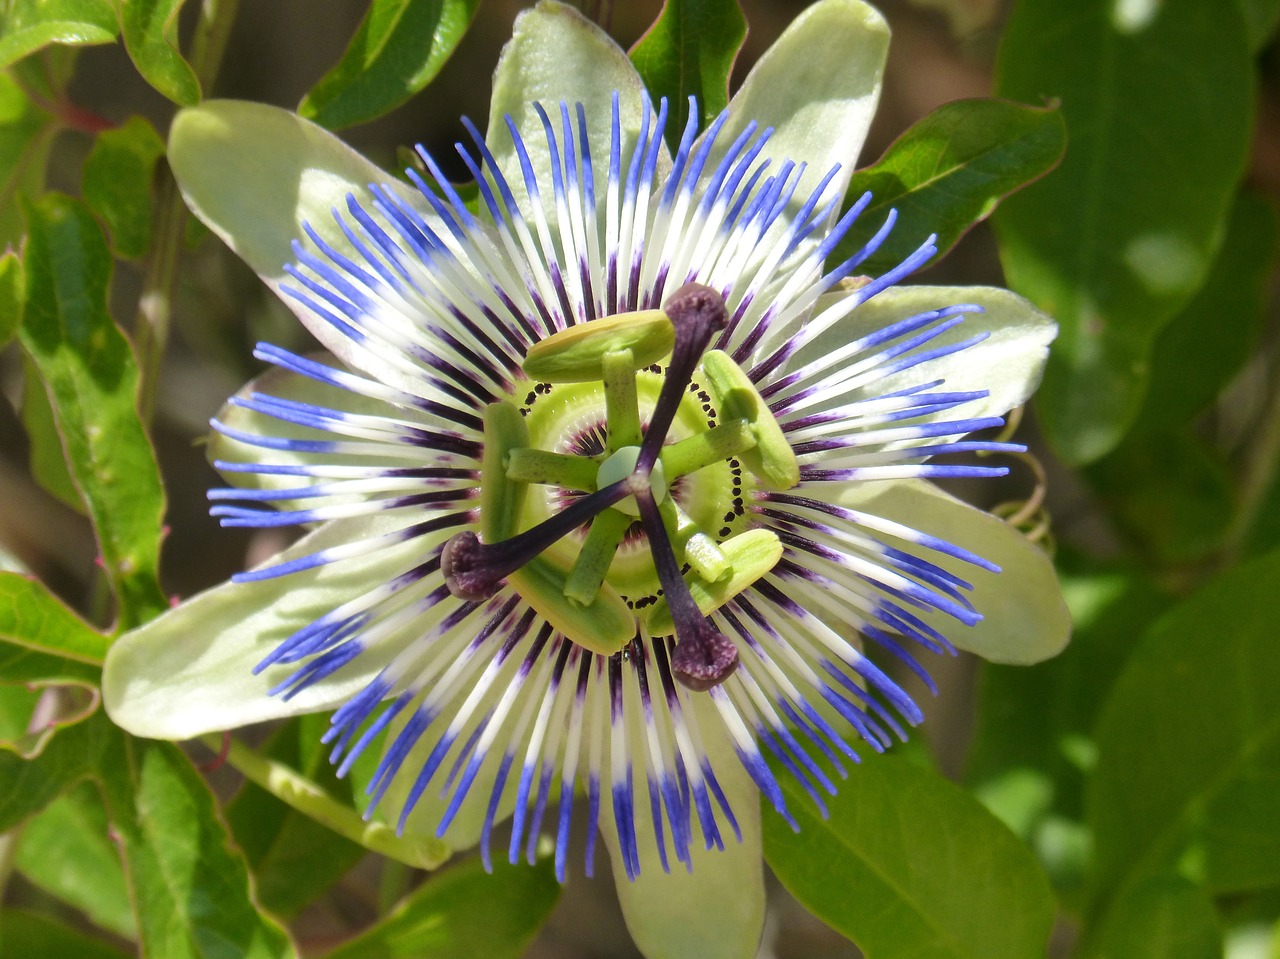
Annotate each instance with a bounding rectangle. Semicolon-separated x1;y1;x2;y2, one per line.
104;2;1068;956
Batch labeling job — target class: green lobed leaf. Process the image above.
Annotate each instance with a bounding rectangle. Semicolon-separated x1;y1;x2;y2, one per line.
95;731;296;959
1135;191;1279;433
1087;549;1280;923
0;643;101;686
299;0;480;130
0;249;22;346
19;194;168;629
0;571;110;663
1091;875;1223;959
993;0;1253;464
0;71;55;246
322;855;561;959
629;0;747;143
763;751;1056;959
82;115;167;259
120;0;201;106
0;680;97;758
966;564;1168;890
0;0;117;70
0;909;132;959
837;98;1066;277
14;781;138;939
0;708;106;833
225;714;367;919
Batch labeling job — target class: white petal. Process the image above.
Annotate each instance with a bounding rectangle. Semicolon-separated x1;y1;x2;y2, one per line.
835;480;1070;664
603;695;766;959
103;514;446;739
167;100;431;395
486;0;658;219
706;0;889;208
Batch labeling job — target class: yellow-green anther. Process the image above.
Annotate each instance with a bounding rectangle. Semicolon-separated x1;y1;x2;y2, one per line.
480;402;530;542
644;528;783;637
563;508;631;607
509;558;634;656
505;448;599;490
658;498;730;582
603;348;642;451
522;310;674;383
659;418;757;479
701;350;800;490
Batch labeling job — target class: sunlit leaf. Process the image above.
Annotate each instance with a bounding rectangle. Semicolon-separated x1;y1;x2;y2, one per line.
82;115;167;259
629;0;747;141
838;98;1066;277
14;781;137;939
323;855;561;959
19;195;168;629
0;571;109;663
0;0;117;70
0;71;55;246
298;0;480;130
994;0;1252;463
0;709;106;832
763;751;1055;959
120;0;201;106
22;353;84;511
1088;549;1280;920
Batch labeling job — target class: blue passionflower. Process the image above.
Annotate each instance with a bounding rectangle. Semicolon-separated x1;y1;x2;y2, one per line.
105;2;1068;956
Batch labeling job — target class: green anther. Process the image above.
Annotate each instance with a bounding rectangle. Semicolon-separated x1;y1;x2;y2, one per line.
479;401;633;656
522;310;674;383
658;498;730;582
505;448;599;490
480;402;530;542
700;350;800;490
563;508;631;607
644;528;783;637
509;559;634;656
603;348;642;451
659;418;757;479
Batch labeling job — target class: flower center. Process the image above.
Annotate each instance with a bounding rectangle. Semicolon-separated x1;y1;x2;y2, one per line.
442;284;798;689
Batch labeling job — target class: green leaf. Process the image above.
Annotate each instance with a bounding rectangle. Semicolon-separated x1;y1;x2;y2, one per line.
14;781;138;939
225;714;367;919
298;0;480;130
1086;430;1235;566
0;0;118;70
966;564;1167;889
836;98;1065;277
993;0;1253;463
1136;191;1279;433
0;709;106;832
83;115;167;259
1092;875;1223;959
0;680;97;758
19;194;168;629
0;571;109;663
120;0;201;106
1236;0;1280;49
1088;550;1280;920
322;856;561;959
0;71;55;246
763;751;1056;959
629;0;747;141
0;643;101;685
22;352;84;511
0;909;132;959
0;249;23;346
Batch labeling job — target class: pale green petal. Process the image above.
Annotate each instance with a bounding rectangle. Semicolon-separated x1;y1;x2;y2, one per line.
603;695;766;959
167;100;426;394
103;514;449;739
707;0;889;207
837;480;1070;664
791;285;1057;420
486;1;658;223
